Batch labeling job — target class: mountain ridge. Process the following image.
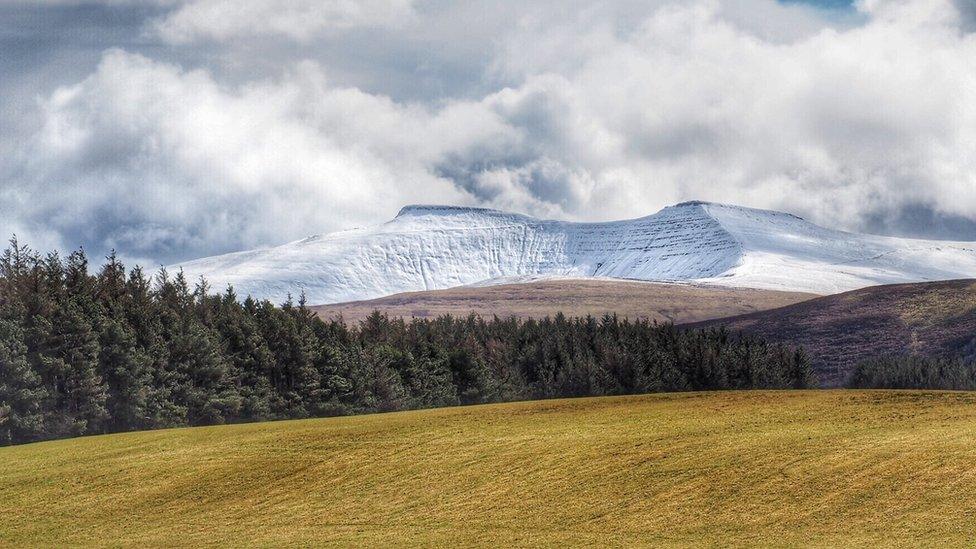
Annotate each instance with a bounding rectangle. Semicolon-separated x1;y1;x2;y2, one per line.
173;201;976;304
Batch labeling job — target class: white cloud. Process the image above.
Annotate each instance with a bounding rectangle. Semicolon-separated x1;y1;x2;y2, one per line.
151;0;416;44
428;0;974;232
4;0;976;265
7;50;486;263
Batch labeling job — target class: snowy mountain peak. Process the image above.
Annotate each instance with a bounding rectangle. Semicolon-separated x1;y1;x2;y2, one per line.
173;201;976;304
668;200;806;222
396;204;508;218
671;199;718;209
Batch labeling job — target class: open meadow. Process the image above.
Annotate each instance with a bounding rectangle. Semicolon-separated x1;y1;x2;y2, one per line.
3;390;976;547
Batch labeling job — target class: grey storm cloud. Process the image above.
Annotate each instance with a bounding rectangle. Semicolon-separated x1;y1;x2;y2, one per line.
954;0;976;29
1;0;975;266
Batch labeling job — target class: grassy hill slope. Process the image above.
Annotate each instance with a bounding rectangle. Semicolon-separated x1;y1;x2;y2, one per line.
312;279;815;325
4;391;976;547
691;279;976;386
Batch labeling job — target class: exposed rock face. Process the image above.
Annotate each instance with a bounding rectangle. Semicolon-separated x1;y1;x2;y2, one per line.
173;201;976;304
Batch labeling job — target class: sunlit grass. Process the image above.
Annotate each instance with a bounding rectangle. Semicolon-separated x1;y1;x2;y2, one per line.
3;390;976;547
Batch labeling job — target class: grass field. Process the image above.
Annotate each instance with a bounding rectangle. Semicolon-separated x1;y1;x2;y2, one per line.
3;391;976;547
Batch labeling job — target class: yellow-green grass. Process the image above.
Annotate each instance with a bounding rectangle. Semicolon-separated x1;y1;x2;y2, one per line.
3;391;976;547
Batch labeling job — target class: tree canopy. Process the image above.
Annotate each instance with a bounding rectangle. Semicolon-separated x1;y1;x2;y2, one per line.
0;239;813;445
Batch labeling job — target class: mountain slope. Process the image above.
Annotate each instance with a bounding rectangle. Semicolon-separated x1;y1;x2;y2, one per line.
691;279;976;386
174;201;976;304
312;279;815;325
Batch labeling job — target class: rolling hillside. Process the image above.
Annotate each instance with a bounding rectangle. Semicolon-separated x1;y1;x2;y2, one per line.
173;201;976;303
694;279;976;386
4;391;976;547
311;278;815;325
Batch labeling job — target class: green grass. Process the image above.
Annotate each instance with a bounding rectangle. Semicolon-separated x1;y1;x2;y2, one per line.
4;390;976;547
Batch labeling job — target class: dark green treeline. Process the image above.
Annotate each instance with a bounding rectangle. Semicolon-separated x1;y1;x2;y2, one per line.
847;355;976;390
0;239;813;446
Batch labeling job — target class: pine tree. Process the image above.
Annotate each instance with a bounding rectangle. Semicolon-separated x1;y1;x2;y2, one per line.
126;265;177;427
52;301;109;436
212;286;274;421
167;319;241;425
311;320;354;415
789;347;814;389
0;319;45;444
446;346;490;405
98;319;151;431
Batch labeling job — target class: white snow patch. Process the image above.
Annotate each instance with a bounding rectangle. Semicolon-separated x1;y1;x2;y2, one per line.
172;201;976;303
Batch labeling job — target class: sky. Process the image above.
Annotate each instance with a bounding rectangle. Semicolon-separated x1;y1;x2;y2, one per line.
1;0;975;266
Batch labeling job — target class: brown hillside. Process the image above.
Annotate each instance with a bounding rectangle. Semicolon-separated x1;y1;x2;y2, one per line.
312;279;815;325
692;279;976;387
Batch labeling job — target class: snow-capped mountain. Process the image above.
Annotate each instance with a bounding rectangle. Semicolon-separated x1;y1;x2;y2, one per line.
173;201;976;304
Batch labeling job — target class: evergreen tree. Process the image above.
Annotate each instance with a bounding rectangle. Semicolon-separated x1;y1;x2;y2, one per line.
51;300;109;436
98;319;152;431
0;237;821;446
0;319;45;444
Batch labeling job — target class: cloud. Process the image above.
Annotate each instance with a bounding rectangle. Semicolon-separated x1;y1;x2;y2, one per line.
467;0;976;230
151;0;416;44
951;0;976;30
4;51;486;264
1;1;176;4
3;0;976;267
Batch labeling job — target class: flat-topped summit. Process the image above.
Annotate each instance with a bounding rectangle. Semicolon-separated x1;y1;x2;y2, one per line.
399;200;806;225
395;204;510;218
173;201;976;304
672;199;718;208
668;200;807;222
